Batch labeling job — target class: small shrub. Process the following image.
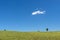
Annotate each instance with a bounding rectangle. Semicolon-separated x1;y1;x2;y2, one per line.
4;29;6;31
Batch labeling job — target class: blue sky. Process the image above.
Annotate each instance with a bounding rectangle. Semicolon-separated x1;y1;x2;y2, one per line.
0;0;60;32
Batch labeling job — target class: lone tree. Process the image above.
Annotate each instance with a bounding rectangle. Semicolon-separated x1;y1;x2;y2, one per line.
46;28;48;31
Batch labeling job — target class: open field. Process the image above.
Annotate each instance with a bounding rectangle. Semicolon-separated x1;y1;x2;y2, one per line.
0;31;60;40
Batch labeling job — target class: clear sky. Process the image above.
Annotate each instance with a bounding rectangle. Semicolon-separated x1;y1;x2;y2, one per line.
0;0;60;32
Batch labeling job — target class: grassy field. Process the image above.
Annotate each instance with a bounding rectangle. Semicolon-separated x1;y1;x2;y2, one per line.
0;31;60;40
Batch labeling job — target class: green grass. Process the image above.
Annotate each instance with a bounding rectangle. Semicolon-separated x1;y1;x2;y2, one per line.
0;31;60;40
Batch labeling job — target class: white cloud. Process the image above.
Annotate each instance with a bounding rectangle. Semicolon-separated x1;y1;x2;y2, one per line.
32;10;46;15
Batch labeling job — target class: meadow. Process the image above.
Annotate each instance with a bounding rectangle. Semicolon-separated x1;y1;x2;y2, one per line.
0;31;60;40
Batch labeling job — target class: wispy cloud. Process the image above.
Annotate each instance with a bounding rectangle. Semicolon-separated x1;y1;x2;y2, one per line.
32;10;46;15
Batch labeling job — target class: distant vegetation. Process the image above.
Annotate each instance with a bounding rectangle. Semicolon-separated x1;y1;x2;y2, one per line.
0;31;60;40
4;29;6;31
46;28;48;31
